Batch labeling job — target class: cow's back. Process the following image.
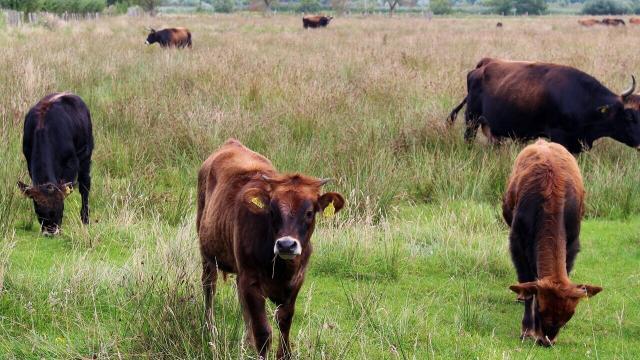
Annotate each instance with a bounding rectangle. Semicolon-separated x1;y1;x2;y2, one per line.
197;139;275;272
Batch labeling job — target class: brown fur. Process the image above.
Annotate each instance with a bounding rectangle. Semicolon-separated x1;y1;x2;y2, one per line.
35;92;72;129
630;18;640;25
197;139;344;359
167;27;191;47
504;140;602;346
578;19;601;27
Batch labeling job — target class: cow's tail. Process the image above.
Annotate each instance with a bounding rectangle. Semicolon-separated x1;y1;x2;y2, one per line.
187;32;192;48
447;96;467;125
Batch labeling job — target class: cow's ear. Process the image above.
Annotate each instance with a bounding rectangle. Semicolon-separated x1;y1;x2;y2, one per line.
17;181;36;198
575;284;603;298
509;282;538;300
242;188;270;214
60;182;74;198
318;192;345;216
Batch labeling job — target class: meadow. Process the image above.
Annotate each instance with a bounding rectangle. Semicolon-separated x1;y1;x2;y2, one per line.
0;13;639;359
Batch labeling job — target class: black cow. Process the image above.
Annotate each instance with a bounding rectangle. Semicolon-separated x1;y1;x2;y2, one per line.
18;93;94;235
448;58;640;153
145;27;192;48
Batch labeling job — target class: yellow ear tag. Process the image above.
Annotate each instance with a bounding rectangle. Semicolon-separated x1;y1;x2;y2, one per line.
251;197;265;209
65;187;72;195
323;201;335;218
600;106;608;114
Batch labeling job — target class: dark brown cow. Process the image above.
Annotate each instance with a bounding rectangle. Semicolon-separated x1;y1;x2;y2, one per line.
448;58;640;153
302;15;333;29
630;17;640;25
145;27;192;48
601;18;625;26
578;19;601;26
496;22;503;28
197;139;344;359
503;139;602;347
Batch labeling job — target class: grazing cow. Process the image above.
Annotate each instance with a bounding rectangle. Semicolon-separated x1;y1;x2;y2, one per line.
601;18;625;26
448;58;640;153
630;17;640;25
577;19;601;26
18;93;94;235
145;27;192;48
503;139;602;347
197;139;344;359
302;15;333;29
496;22;503;28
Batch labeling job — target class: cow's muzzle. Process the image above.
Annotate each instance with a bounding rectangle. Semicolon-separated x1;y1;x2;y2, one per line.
274;236;301;260
536;335;556;347
42;225;60;237
145;41;150;45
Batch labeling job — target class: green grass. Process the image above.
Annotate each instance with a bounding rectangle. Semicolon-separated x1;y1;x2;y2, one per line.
0;14;639;359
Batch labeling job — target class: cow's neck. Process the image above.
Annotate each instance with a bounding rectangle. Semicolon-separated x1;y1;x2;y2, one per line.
30;130;57;185
583;118;616;146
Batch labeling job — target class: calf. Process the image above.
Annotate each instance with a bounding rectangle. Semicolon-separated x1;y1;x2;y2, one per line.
503;139;602;346
18;93;94;235
145;27;192;48
630;18;640;25
197;139;344;359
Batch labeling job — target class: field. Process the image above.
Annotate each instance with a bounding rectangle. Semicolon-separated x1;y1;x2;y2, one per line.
0;13;639;359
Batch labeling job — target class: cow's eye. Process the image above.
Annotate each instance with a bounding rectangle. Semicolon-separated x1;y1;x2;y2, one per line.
305;210;314;220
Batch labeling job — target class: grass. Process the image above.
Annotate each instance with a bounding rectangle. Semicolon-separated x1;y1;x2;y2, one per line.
0;13;638;359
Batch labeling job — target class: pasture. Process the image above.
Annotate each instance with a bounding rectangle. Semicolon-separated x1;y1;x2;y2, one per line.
0;14;639;359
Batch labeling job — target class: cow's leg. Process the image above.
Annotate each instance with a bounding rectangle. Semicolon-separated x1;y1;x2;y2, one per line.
275;296;298;359
564;188;582;275
202;259;218;330
238;276;271;359
463;113;481;142
521;298;535;340
77;159;91;225
509;214;536;338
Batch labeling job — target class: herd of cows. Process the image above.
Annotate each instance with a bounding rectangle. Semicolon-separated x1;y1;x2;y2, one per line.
12;16;640;358
579;17;640;26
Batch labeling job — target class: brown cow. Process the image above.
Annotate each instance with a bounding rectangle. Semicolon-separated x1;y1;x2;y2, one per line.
302;15;333;29
630;17;640;25
503;139;602;347
197;139;344;359
578;19;601;26
601;18;626;26
145;27;192;48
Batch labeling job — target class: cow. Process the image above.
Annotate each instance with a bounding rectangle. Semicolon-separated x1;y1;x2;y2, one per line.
447;58;640;153
302;15;333;29
145;27;192;48
577;19;601;26
18;93;94;236
197;139;344;359
503;139;602;347
630;17;640;25
601;18;625;26
496;22;503;28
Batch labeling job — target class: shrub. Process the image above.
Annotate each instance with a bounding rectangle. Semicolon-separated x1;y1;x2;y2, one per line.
298;0;321;13
582;0;630;14
430;0;453;15
215;0;234;12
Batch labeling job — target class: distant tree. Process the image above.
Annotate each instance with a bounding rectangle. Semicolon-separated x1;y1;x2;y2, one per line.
134;0;163;14
0;0;42;13
331;0;349;14
383;0;401;16
430;0;452;14
298;0;321;12
214;0;234;12
582;0;630;14
485;0;514;14
514;0;547;14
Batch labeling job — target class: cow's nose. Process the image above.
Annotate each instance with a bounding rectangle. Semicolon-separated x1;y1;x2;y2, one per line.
274;237;301;259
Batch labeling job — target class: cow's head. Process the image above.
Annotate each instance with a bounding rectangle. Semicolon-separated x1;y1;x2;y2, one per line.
18;181;73;236
145;28;157;45
241;174;344;260
323;16;333;25
510;279;602;346
599;76;640;150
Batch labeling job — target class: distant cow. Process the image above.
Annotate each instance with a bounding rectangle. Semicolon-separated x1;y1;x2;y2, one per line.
448;58;640;153
197;139;344;359
578;19;600;26
302;15;333;29
503;139;602;347
496;22;503;28
145;27;192;48
630;17;640;25
18;93;94;235
601;18;625;26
